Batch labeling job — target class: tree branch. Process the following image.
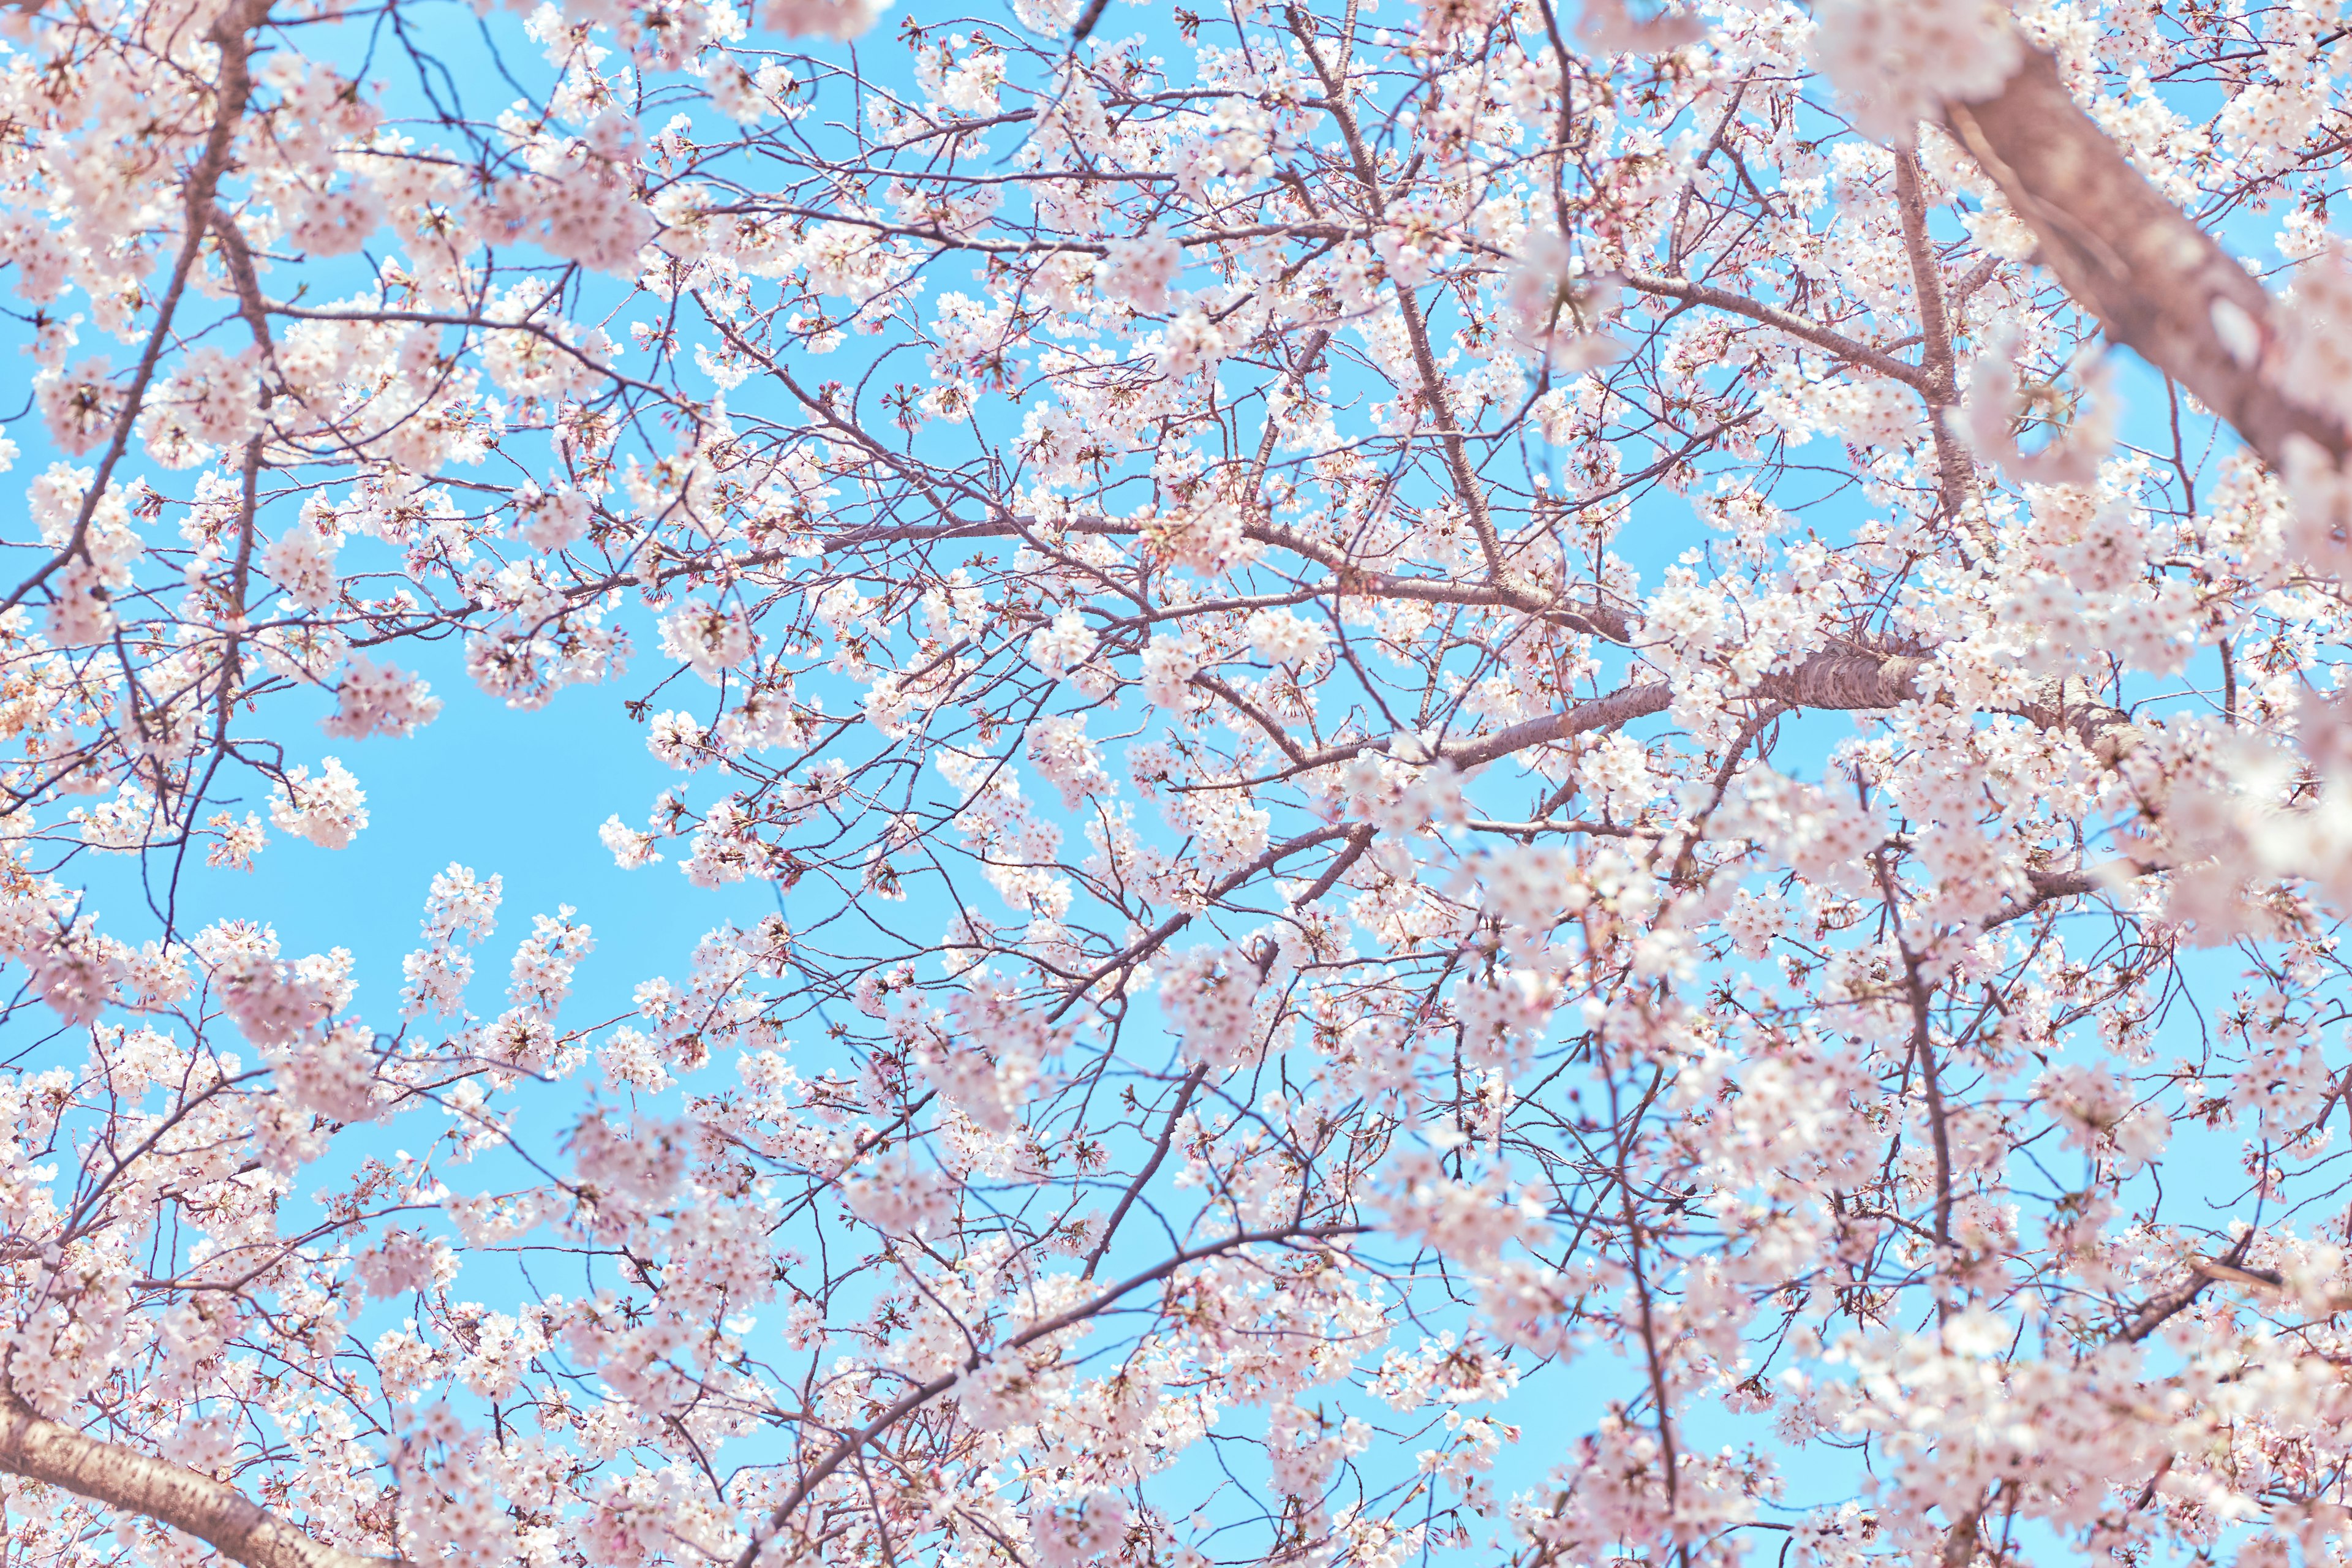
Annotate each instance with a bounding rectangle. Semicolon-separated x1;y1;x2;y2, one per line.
731;1224;1365;1568
1943;48;2346;469
1891;148;1976;519
1079;1065;1209;1281
0;1392;394;1568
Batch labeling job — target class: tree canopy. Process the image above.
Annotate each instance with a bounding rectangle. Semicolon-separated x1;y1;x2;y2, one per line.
0;1;2350;1566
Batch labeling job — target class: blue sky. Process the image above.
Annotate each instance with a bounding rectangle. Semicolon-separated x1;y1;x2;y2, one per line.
1;1;2311;1559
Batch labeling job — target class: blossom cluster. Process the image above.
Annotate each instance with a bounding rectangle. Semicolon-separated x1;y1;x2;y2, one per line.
2;1;2352;1567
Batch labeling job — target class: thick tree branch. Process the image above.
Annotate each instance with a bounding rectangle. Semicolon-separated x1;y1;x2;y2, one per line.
0;1392;393;1568
1235;650;2137;790
1944;49;2347;469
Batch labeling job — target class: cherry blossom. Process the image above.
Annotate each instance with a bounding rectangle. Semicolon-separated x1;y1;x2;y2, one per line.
3;1;2352;1567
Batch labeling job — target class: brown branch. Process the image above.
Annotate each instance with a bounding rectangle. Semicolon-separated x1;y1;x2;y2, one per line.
1980;859;2155;929
1624;271;1932;391
1288;822;1374;907
1942;1506;1983;1568
1079;1065;1209;1281
1246;326;1333;494
1943;49;2347;469
1192;673;1311;764
1893;154;1959;404
0;1392;393;1568
1751;655;2138;765
1245;517;1633;641
729;1223;1366;1568
0;0;275;617
1046;822;1360;1017
1220;649;2136;793
1751;652;1930;711
1892;149;1976;519
2118;1236;2263;1344
1283;5;1517;590
1439;678;1673;770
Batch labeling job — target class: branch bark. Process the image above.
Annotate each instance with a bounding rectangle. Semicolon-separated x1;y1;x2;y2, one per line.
1238;649;2136;789
1751;655;2137;766
0;1392;393;1568
1943;48;2347;469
